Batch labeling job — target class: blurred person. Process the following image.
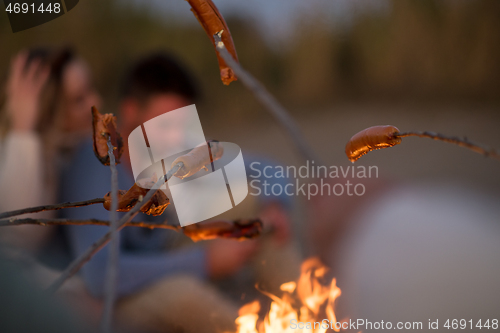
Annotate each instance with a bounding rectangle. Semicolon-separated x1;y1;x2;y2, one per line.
59;52;299;333
0;47;101;254
0;47;103;329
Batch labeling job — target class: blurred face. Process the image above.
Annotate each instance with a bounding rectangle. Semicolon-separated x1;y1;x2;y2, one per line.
120;93;192;172
61;60;101;133
141;94;191;123
122;93;191;138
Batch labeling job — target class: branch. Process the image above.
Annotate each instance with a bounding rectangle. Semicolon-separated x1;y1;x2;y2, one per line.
101;136;120;333
345;125;500;163
0;218;180;230
46;163;183;294
213;31;321;164
0;217;263;243
397;131;500;162
0;198;105;220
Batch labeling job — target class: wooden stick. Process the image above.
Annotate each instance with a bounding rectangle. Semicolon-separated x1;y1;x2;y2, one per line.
46;163;183;294
213;31;321;164
0;218;180;230
0;198;105;219
397;131;500;162
101;137;120;333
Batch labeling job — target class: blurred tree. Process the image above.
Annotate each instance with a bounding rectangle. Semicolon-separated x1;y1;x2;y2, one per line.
1;0;498;125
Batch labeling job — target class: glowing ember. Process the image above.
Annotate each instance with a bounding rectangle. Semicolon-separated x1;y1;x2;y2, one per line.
233;258;342;333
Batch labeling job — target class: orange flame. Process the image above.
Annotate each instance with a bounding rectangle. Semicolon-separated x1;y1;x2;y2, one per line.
234;258;342;333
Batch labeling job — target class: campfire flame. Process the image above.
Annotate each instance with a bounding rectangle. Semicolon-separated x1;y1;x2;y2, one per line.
235;258;342;333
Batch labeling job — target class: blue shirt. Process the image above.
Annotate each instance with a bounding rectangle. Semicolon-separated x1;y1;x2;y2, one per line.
59;140;207;298
59;140;291;298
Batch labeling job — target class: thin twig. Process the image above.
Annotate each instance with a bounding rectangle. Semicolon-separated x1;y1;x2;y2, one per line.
213;31;321;164
101;137;120;333
0;198;105;219
46;162;183;294
397;131;500;162
0;218;180;230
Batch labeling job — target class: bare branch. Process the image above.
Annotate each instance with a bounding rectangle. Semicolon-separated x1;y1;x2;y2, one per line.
0;198;105;220
213;31;321;164
101;136;120;333
397;131;500;162
0;217;263;243
46;163;183;294
0;218;180;230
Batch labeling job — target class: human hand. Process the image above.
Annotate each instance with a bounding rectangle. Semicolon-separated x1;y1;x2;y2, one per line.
5;52;50;132
206;238;258;279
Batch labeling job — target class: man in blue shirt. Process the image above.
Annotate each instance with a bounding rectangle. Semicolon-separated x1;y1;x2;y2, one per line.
59;53;294;333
